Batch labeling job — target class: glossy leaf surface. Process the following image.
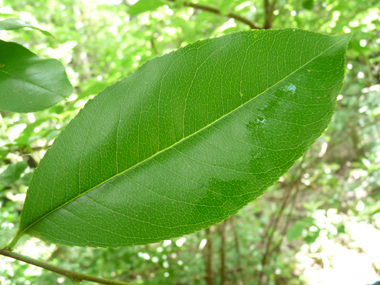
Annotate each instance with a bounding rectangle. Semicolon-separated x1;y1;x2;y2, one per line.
0;41;73;112
0;18;54;37
13;29;350;248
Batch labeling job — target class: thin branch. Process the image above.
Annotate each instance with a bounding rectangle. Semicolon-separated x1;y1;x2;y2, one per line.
229;215;242;278
217;220;227;285
150;36;158;55
204;227;214;285
270;183;301;257
263;0;277;29
166;0;261;30
0;248;132;285
256;143;337;283
256;171;302;285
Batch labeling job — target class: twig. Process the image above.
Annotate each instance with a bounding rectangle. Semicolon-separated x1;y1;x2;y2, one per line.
150;36;158;55
166;0;261;30
204;227;214;285
0;248;132;285
264;0;277;29
270;182;301;258
229;215;242;279
257;178;296;285
217;220;227;285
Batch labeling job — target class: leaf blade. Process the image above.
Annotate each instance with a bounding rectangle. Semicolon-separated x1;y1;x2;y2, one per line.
0;41;73;112
15;29;351;247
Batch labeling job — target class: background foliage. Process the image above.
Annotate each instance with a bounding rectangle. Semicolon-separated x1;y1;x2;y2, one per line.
0;0;379;284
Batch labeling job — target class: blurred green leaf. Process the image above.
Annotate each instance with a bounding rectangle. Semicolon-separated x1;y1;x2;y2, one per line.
287;225;304;241
77;80;108;99
0;227;18;248
0;41;73;112
0;149;9;162
128;0;167;15
45;130;61;143
304;230;320;244
299;217;314;226
13;116;51;148
0;18;54;37
302;0;314;10
337;224;345;234
0;161;27;186
18;172;33;186
369;56;380;64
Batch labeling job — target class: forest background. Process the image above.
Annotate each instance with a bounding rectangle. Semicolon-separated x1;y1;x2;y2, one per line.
0;0;379;284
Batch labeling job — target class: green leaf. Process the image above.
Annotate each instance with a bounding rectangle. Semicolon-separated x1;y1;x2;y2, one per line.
0;227;18;248
0;18;54;37
11;29;351;248
302;0;314;10
0;161;28;186
14;116;50;146
128;0;167;15
45;130;62;143
0;149;9;162
337;224;345;234
77;80;108;99
0;41;73;113
304;229;320;244
18;172;33;187
286;224;304;241
299;217;314;226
